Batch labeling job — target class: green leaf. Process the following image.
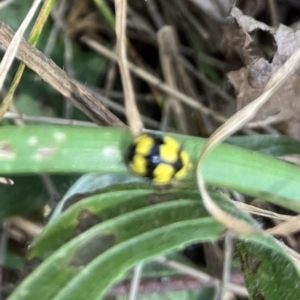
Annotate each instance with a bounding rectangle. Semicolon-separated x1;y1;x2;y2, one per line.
30;188;156;260
8;200;225;300
49;173;148;222
8;183;300;300
238;237;300;300
0;126;130;174
1;125;299;212
227;134;300;156
73;44;108;86
30;188;251;261
14;94;54;117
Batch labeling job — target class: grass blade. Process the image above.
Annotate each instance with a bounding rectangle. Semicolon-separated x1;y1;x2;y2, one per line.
0;125;299;211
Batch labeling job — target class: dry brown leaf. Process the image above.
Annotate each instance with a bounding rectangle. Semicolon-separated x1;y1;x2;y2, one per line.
197;8;300;236
224;7;300;138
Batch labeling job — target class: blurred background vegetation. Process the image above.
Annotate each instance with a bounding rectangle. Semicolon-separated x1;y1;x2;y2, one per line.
1;0;300;299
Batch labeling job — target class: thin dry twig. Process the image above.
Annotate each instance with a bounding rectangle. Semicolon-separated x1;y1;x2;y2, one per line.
84;85;161;129
103;58;118;98
144;0;164;29
173;0;209;40
44;0;68;57
108;273;244;297
266;215;300;236
0;0;42;96
182;57;235;104
3;111;97;127
128;263;143;300
246;112;288;128
50;0;76;119
249;199;298;249
154;257;248;297
8;217;43;238
157;26;189;134
4;97;160;129
81;36;227;123
62;32;75;119
213;287;222;300
235;196;298;248
235;202;292;221
268;0;279;27
221;232;234;299
115;0;143;136
0;22;123;126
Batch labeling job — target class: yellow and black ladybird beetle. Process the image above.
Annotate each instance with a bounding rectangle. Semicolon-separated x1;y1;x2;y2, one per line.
127;133;191;185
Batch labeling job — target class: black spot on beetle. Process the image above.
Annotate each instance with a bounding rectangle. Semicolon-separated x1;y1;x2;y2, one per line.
127;143;136;163
151;134;164;144
173;153;183;172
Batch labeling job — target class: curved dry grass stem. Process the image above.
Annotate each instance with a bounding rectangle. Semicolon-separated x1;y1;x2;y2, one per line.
115;0;143;137
235;202;292;221
200;173;260;234
197;47;300;235
266;215;300;236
